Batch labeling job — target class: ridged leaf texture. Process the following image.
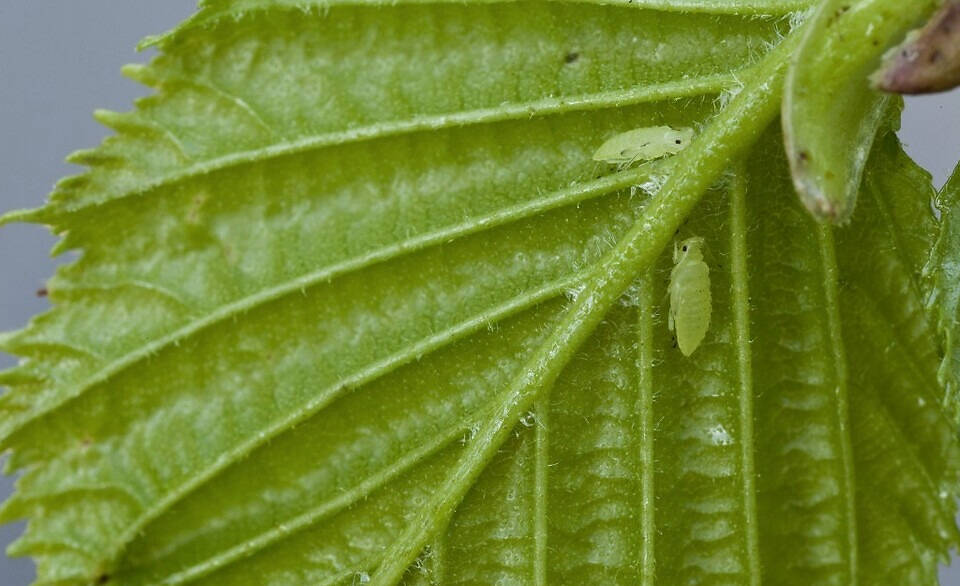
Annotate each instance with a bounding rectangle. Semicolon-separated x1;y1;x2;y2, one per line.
2;1;959;585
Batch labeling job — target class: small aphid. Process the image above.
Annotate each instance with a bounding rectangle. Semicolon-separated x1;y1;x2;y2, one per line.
592;125;695;166
669;236;711;356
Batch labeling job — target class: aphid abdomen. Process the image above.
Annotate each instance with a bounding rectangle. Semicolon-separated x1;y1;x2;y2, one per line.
669;239;711;356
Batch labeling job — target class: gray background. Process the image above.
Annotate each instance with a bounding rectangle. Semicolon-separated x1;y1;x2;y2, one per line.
0;2;958;584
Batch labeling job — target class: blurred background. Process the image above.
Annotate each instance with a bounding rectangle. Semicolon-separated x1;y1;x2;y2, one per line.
1;2;959;583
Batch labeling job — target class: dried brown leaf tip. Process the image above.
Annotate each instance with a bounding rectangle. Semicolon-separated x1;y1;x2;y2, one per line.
872;0;960;94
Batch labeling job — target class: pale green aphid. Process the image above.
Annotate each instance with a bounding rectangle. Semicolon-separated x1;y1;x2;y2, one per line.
669;236;711;357
592;125;695;166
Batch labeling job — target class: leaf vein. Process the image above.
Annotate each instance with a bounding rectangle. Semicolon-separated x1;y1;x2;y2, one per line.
816;224;859;584
729;165;760;583
2;157;663;446
25;74;732;219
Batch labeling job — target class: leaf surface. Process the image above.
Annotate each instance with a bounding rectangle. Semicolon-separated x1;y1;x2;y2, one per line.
926;163;960;420
1;2;958;585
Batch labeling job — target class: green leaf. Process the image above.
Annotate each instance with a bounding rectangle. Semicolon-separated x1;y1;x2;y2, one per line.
926;162;960;419
1;2;959;585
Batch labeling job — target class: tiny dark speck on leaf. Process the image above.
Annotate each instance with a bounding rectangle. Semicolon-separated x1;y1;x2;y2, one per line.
95;574;110;585
564;52;580;64
826;5;850;27
36;288;48;297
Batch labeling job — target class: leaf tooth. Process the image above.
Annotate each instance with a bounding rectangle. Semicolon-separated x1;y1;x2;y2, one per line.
65;148;125;168
0;494;28;524
52;174;92;195
0;333;57;364
49;232;79;257
5;533;84;559
6;532;100;585
121;63;160;87
2;340;100;364
92;109;139;133
0;365;47;387
0;206;50;228
0;329;15;352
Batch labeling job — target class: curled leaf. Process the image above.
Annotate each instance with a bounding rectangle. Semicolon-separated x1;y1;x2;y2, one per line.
783;0;940;223
873;0;960;94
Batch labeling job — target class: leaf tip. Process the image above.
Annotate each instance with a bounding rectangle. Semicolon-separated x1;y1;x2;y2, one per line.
0;208;45;229
786;149;855;225
92;109;129;131
0;495;25;526
121;64;159;87
136;33;168;52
